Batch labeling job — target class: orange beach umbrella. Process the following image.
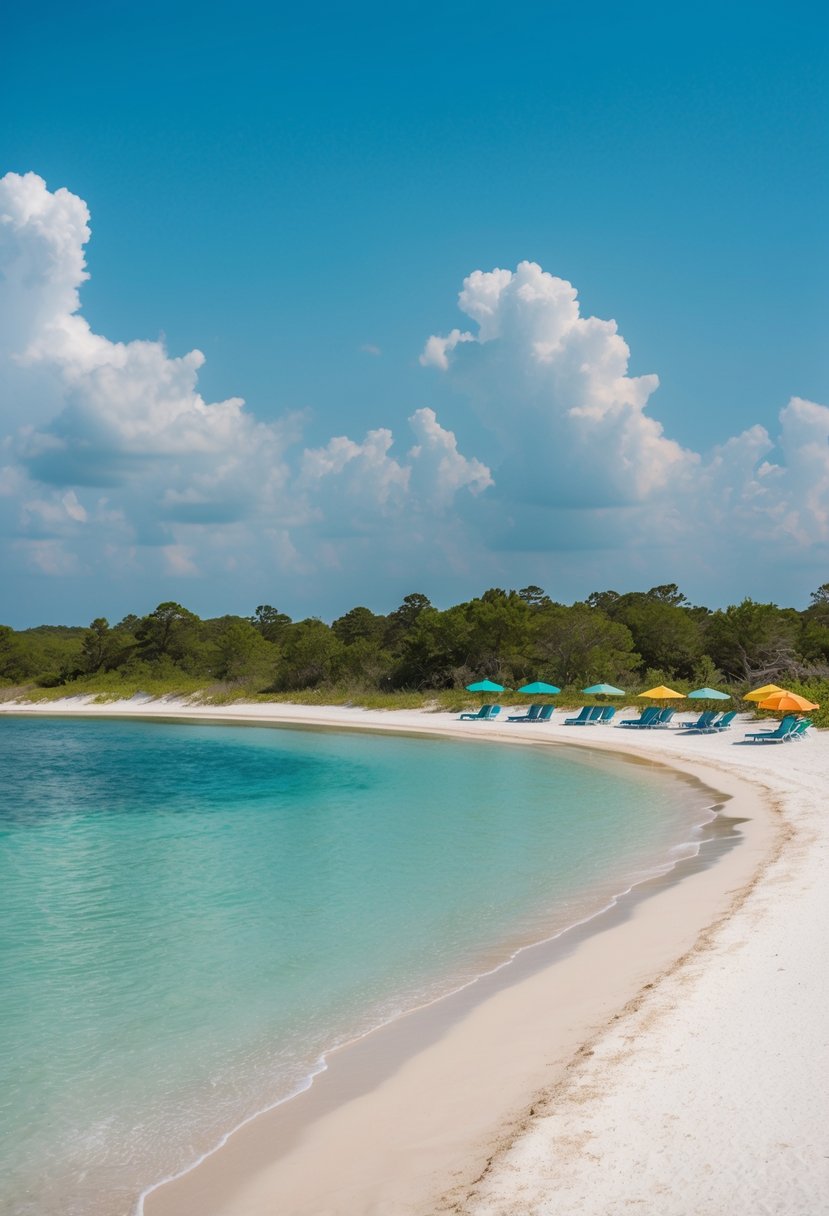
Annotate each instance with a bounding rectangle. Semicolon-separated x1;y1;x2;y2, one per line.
758;690;819;713
639;685;684;699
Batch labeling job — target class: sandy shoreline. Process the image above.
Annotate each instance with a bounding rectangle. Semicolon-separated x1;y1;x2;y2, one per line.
3;698;827;1214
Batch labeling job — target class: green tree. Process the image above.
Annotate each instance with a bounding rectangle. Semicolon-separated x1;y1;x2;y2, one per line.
807;583;829;617
592;587;701;677
331;606;385;646
114;614;140;634
586;589;621;613
9;626;84;686
533;603;638;686
0;625;36;684
135;602;201;664
644;583;689;607
392;606;472;688
79;618;117;674
278;619;344;688
211;617;272;680
518;585;552;608
704;599;800;680
690;653;725;689
384;593;432;649
461;590;534;678
614;598;701;677
250;604;292;643
335;637;392;686
797;584;829;668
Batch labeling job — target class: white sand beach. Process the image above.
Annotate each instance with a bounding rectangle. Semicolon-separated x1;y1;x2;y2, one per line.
3;698;827;1214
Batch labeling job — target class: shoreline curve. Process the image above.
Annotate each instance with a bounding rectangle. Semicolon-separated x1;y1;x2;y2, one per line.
1;699;816;1215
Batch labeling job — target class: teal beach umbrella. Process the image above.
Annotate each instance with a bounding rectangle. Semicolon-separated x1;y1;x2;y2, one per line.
466;679;506;693
687;687;730;699
517;681;561;695
582;683;625;696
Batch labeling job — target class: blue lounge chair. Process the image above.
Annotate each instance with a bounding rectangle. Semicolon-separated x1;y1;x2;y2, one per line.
788;719;812;740
590;706;616;724
682;710;736;734
619;706;660;728
745;714;796;740
754;713;798;734
680;710;717;732
745;715;799;743
523;704;555;723
564;706;601;725
507;704;542;722
712;710;737;731
459;704;501;721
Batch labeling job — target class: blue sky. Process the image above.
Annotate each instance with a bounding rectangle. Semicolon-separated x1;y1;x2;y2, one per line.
1;0;827;626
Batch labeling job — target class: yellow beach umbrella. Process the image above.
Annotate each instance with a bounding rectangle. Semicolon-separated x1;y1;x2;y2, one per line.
758;690;819;713
743;683;784;702
639;685;684;699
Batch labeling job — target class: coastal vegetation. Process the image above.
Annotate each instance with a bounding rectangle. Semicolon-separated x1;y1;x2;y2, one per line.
2;583;828;725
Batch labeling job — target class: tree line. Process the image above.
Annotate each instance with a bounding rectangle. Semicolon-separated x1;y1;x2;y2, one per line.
2;583;829;696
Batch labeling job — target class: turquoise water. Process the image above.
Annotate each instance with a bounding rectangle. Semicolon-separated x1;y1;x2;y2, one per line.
0;717;714;1216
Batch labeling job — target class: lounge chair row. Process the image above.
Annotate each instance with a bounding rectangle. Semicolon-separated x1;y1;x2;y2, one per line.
618;706;677;729
457;705;809;740
508;704;555;722
679;710;737;733
458;704;502;721
459;704;618;724
459;706;738;730
562;706;616;725
617;708;738;731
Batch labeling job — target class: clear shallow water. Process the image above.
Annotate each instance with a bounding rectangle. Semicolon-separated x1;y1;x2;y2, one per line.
0;717;715;1216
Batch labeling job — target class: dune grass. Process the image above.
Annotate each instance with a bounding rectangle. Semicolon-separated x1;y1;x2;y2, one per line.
2;675;825;726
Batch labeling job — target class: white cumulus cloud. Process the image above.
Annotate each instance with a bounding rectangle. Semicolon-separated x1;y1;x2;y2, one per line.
1;173;826;618
422;260;691;508
407;407;493;506
421;260;829;595
0;172;491;608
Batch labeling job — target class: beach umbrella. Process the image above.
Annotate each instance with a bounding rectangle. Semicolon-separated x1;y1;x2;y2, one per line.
582;683;625;696
465;679;506;693
687;687;730;700
638;685;684;699
757;690;819;713
743;683;784;702
517;681;561;695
